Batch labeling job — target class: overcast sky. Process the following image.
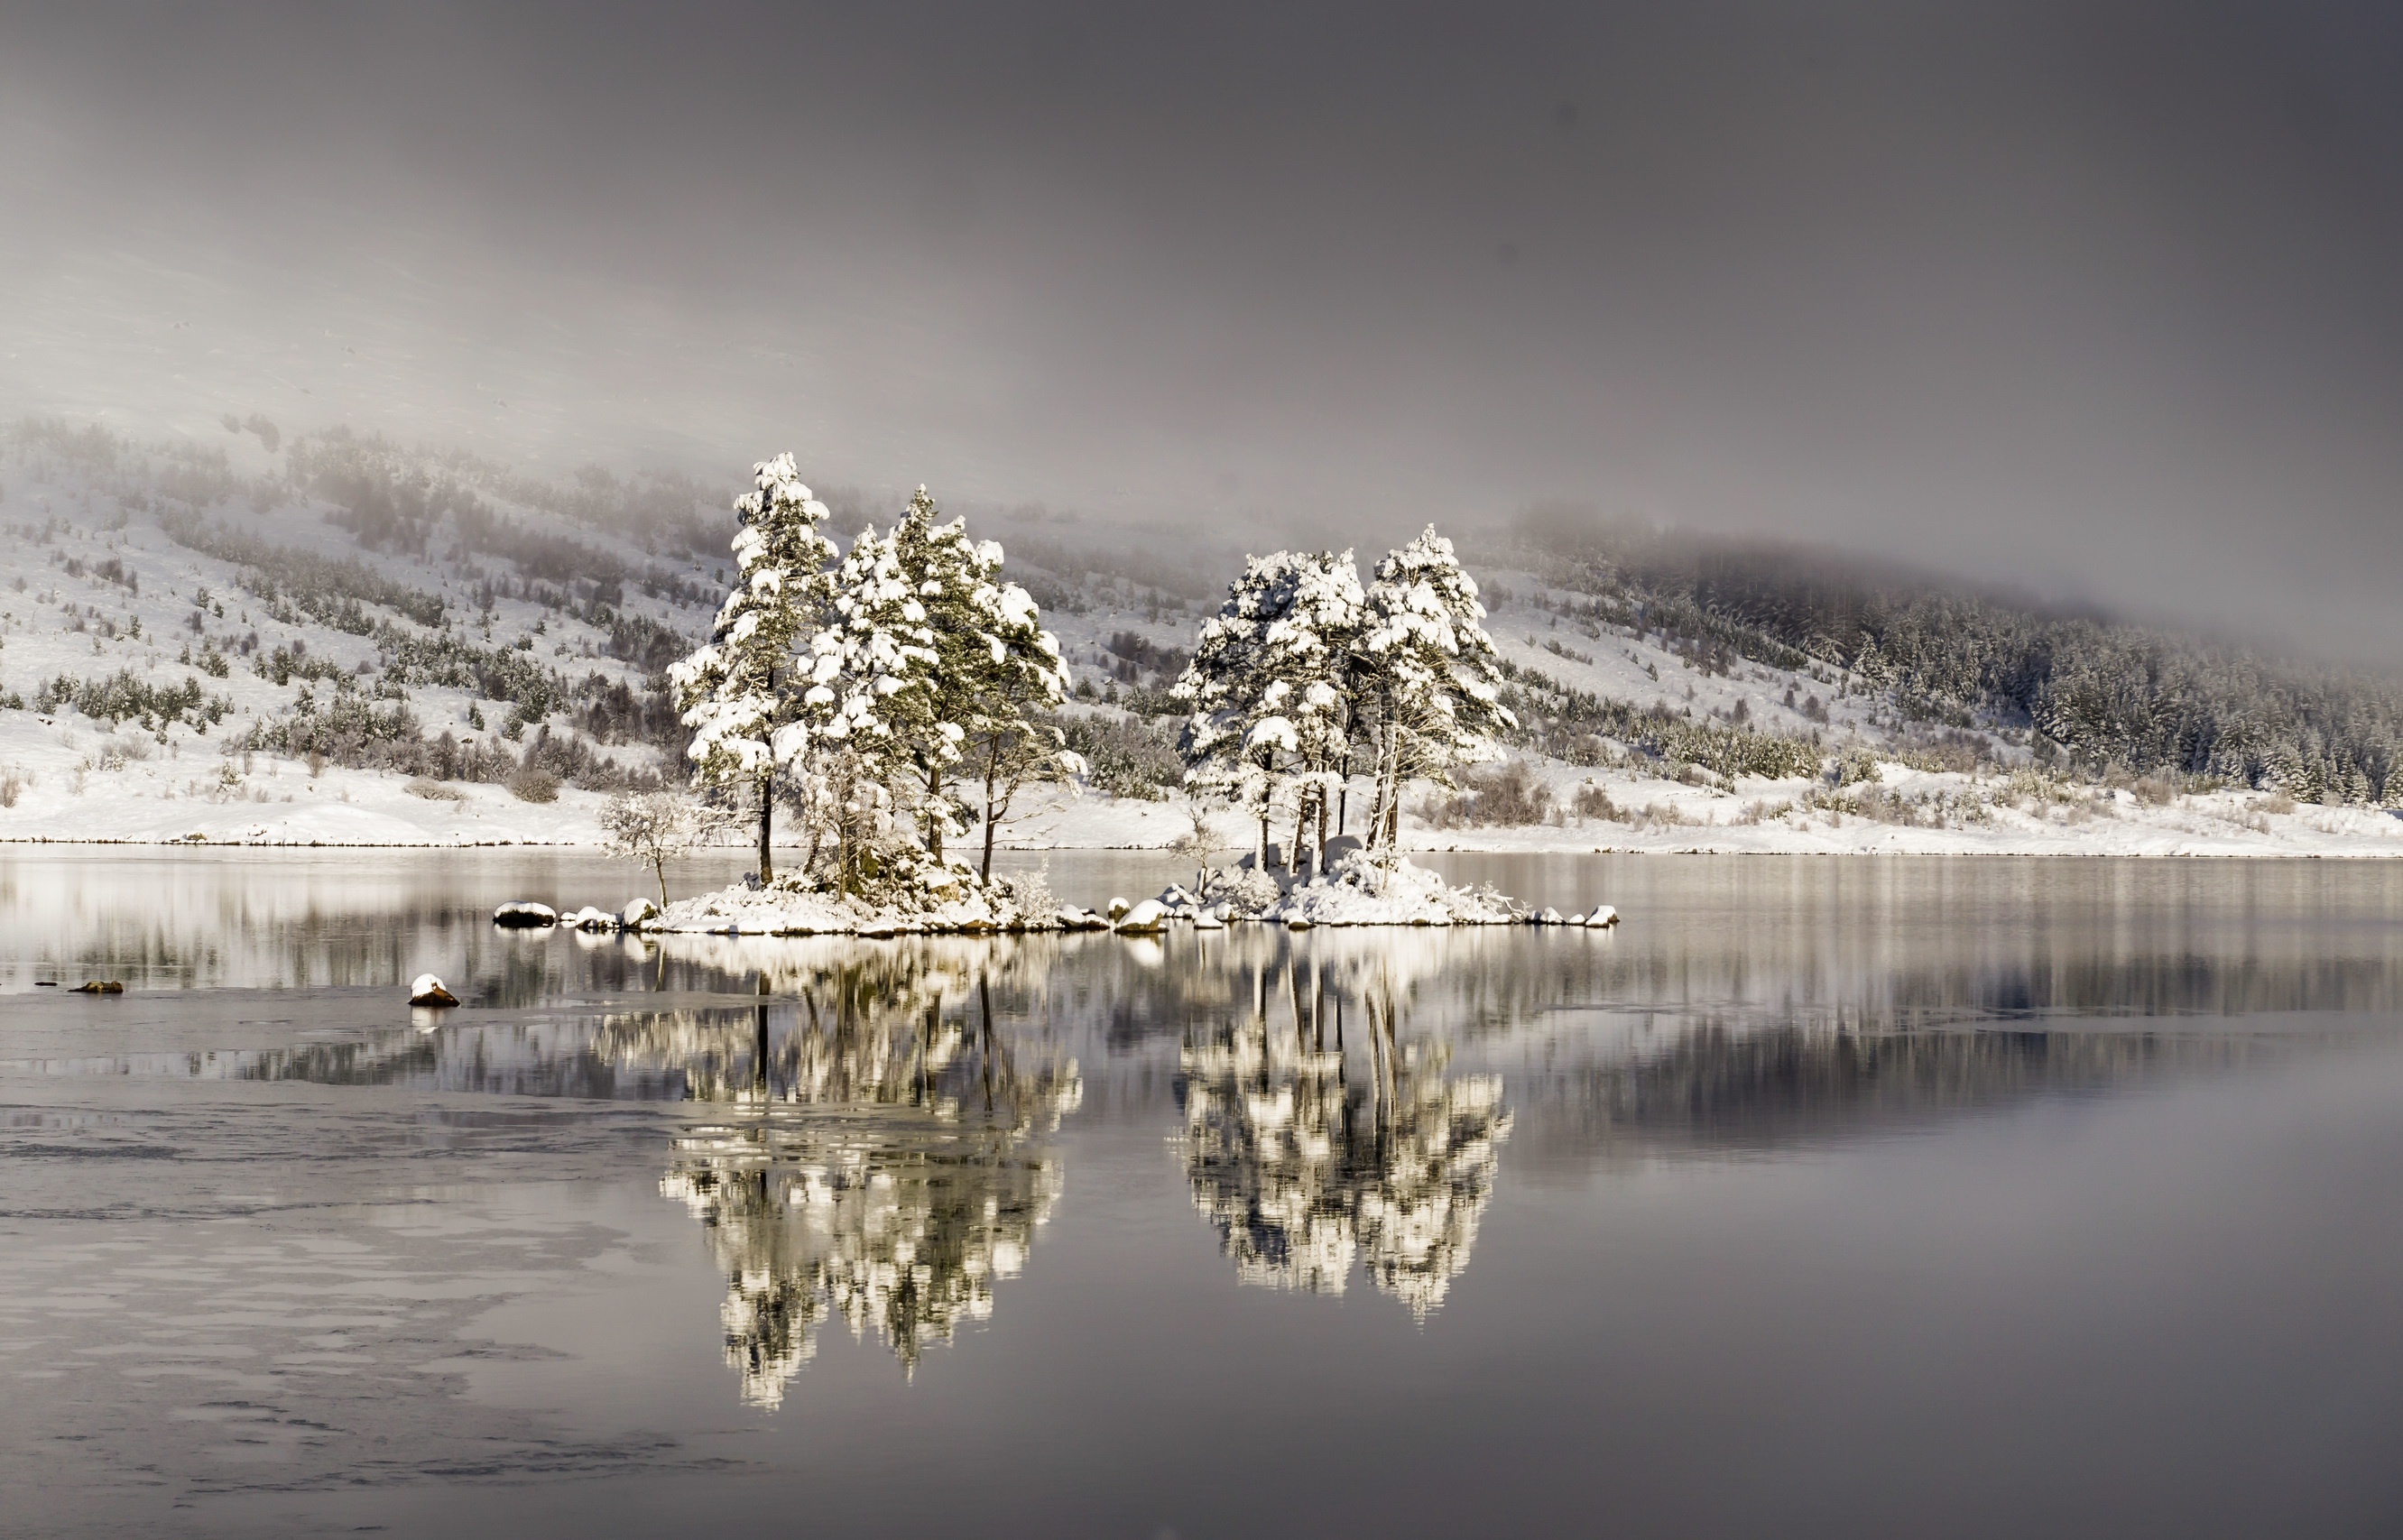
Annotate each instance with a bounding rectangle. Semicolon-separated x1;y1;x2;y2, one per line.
4;2;2400;656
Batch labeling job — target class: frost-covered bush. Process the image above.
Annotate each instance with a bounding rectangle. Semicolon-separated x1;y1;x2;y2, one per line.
601;788;711;906
1194;863;1286;918
509;768;560;803
405;777;467;802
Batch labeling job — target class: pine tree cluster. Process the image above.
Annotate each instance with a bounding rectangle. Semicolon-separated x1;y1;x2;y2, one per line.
671;457;1080;893
1173;527;1512;868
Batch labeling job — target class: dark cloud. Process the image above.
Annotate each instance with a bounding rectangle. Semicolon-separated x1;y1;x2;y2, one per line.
4;2;2401;656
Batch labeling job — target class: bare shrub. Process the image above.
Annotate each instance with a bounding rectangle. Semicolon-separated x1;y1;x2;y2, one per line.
600;788;710;906
1420;761;1553;828
406;777;467;803
1571;781;1626;823
0;768;26;807
2259;792;2297;816
509;768;560;804
2132;775;2177;807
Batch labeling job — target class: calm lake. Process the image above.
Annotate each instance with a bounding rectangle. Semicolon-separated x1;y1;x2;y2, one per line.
5;850;2403;1538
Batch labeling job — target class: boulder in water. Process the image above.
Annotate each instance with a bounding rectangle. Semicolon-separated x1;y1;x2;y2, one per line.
71;980;125;995
1536;907;1565;926
1585;905;1619;927
1115;898;1169;934
409;973;460;1007
620;897;660;929
493;901;557;928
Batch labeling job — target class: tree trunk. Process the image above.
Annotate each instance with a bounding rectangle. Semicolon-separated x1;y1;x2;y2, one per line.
979;738;1004;884
654;856;670;909
924;760;945;863
756;772;774;884
1364;736;1390;850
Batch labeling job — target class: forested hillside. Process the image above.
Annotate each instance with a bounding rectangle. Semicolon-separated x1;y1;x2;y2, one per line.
1504;514;2403;805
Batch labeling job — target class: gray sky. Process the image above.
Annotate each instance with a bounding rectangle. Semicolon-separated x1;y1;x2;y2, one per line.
4;2;2400;657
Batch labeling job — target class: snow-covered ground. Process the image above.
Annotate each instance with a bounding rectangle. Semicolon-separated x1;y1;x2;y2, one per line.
6;418;2403;859
11;734;2400;858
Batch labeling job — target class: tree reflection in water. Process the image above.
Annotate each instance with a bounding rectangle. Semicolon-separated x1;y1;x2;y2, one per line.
645;949;1081;1406
1179;954;1511;1318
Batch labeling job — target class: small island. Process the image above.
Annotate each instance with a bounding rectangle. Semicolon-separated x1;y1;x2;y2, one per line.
545;459;1567;933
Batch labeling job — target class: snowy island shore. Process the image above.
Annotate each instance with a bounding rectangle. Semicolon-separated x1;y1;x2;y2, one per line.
6;744;2403;859
502;846;1537;936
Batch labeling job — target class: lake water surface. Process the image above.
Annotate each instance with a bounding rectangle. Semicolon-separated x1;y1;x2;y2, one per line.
5;851;2403;1538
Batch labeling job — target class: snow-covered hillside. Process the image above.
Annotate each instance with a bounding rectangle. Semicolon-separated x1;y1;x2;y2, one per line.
3;415;2400;857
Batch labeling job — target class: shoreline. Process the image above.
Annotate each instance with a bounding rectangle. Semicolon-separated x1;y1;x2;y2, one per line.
3;833;2399;860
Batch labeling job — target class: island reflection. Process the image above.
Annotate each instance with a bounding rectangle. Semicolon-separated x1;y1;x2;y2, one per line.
648;952;1080;1406
1178;957;1511;1318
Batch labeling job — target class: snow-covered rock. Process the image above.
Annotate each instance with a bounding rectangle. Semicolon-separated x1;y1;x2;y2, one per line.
620;897;661;929
493;900;557;927
563;906;615;931
409;973;459;1007
1115;898;1169;934
1585;905;1619;927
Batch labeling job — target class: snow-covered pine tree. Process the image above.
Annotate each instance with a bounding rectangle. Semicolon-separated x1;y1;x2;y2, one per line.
1354;527;1513;853
668;454;837;883
892;491;1083;881
1172;552;1288;864
818;520;942;891
1172;549;1362;868
884;488;1079;875
1266;550;1363;871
